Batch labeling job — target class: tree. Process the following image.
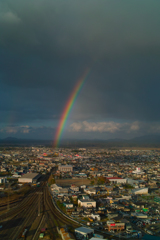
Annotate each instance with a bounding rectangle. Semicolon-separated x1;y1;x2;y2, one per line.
97;176;105;185
90;180;95;185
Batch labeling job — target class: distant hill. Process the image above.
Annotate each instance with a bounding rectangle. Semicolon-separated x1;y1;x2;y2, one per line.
1;134;160;148
2;137;19;141
131;135;160;143
0;138;52;146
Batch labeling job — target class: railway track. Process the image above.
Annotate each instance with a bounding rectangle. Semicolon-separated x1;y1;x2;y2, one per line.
0;186;41;221
44;186;80;228
32;185;80;240
0;199;21;209
0;185;44;239
0;175;79;240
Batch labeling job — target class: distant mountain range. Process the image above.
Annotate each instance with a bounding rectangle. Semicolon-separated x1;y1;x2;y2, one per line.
1;135;160;148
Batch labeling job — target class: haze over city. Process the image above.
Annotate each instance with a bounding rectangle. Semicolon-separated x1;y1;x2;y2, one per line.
1;0;160;142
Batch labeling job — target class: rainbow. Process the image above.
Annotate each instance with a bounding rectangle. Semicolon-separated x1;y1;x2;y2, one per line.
54;68;90;148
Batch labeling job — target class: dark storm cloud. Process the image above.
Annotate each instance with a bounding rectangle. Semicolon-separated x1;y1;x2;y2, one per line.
1;0;160;58
75;53;160;122
0;0;160;139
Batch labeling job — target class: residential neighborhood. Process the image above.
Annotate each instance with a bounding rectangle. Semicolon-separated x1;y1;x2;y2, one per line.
1;146;160;239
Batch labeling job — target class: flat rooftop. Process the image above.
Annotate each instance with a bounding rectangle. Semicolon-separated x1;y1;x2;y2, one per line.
80;199;96;202
21;173;40;179
75;227;94;234
59;165;72;167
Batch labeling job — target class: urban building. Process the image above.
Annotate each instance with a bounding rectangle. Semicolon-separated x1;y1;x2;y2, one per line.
18;173;40;183
58;165;73;172
78;199;96;208
132;188;148;195
106;177;126;184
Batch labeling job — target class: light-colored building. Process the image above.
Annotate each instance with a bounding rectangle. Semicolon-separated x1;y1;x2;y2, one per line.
78;199;96;208
70;184;79;192
132;167;144;175
18;173;40;183
132;188;148;195
51;184;62;193
106;177;126;184
90;213;100;221
84;187;96;195
58;165;73;172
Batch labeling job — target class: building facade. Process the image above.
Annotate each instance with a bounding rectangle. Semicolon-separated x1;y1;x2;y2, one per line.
106;177;126;184
58;165;73;172
78;199;96;208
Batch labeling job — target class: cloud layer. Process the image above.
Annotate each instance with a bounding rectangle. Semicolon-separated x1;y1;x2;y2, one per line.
69;120;160;137
0;0;160;139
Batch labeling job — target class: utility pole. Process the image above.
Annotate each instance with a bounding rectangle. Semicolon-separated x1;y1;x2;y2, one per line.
36;192;43;216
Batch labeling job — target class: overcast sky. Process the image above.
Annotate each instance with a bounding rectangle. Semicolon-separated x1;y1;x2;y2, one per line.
0;0;160;141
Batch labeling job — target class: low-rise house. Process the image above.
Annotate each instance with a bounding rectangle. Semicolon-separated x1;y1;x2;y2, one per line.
90;213;100;221
70;184;79;192
63;202;73;209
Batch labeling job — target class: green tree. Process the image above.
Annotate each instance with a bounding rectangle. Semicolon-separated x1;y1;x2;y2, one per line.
90;180;95;185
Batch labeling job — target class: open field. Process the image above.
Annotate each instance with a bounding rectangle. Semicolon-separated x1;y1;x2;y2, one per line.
55;178;91;186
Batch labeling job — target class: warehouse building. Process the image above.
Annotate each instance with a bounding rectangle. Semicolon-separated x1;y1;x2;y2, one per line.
18;173;41;183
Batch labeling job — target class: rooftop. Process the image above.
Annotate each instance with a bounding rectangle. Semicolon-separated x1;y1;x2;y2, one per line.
79;199;96;202
75;227;94;234
21;173;40;179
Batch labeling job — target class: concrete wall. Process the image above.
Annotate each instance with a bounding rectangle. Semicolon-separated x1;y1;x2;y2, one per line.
18;178;33;183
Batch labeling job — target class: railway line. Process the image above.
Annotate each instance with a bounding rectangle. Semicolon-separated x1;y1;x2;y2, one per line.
0;185;44;239
45;186;80;228
0;175;80;240
32;185;80;240
0;186;40;221
0;199;21;210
